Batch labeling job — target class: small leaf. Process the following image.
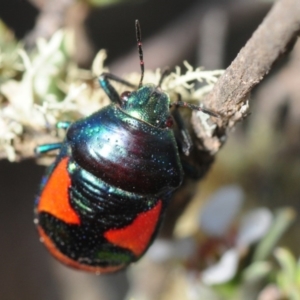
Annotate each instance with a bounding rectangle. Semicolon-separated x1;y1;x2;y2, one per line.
274;248;297;284
242;261;272;282
253;208;296;262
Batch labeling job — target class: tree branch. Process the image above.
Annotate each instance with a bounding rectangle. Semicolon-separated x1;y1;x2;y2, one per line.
192;0;300;154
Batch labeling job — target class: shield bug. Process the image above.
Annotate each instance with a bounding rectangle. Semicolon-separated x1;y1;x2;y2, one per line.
34;20;218;273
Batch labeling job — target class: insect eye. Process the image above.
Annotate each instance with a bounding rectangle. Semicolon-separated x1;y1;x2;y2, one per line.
120;91;131;102
165;116;174;128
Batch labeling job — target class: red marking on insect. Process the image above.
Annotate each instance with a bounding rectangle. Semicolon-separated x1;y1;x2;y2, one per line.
120;91;131;102
37;157;80;225
165;116;174;128
104;200;162;256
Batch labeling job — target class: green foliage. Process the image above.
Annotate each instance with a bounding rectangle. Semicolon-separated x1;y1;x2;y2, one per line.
275;248;300;300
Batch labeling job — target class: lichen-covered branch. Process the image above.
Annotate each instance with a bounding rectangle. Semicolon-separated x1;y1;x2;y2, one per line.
0;25;222;162
1;0;300;163
192;0;300;154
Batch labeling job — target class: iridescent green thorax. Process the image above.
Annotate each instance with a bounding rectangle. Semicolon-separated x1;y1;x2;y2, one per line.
121;84;170;128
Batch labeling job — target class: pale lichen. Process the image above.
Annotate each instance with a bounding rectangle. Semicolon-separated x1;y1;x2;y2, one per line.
0;23;223;161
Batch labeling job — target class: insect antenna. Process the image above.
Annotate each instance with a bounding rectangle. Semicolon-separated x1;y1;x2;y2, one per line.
135;20;144;88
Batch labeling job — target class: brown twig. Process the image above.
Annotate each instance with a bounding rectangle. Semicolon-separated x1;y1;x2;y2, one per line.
25;0;76;47
192;0;300;154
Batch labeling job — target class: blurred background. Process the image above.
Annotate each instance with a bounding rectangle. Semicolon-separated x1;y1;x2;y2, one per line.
1;0;300;299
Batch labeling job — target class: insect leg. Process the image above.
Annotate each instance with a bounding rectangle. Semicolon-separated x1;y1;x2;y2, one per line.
56;121;71;130
172;108;193;156
157;68;170;87
171;94;219;118
98;72;137;105
35;143;62;155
